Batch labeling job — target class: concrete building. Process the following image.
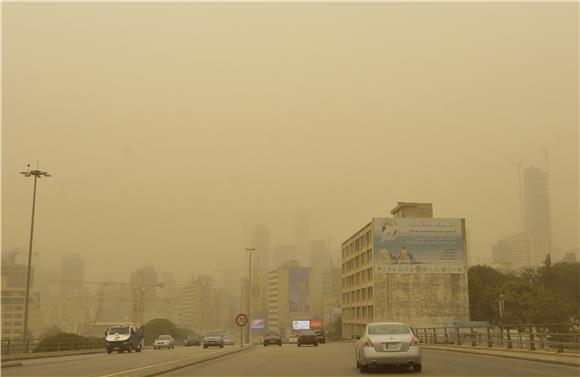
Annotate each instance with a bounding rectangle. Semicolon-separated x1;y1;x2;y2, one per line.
341;202;469;339
249;224;271;271
523;167;552;248
267;261;315;338
1;254;43;339
130;265;158;323
272;245;297;268
492;233;549;269
60;254;84;297
310;240;331;319
1;278;42;339
295;212;311;266
181;275;215;331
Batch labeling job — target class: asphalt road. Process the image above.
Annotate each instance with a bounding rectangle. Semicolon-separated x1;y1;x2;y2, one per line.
2;345;232;377
163;343;580;376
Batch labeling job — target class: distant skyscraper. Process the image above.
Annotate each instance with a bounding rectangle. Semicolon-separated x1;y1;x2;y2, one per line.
295;212;311;266
523;167;551;247
272;245;297;268
60;254;84;297
249;224;271;270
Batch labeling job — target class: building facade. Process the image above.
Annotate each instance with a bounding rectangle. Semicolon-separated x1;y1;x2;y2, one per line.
341;203;470;339
492;233;549;269
266;261;315;338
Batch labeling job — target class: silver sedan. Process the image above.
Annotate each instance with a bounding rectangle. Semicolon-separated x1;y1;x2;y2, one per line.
354;322;422;373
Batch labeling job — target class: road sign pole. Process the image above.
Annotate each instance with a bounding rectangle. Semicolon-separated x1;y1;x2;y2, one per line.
241;325;243;348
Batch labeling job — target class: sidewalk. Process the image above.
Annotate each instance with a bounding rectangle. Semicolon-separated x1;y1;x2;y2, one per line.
422;344;580;367
1;349;106;367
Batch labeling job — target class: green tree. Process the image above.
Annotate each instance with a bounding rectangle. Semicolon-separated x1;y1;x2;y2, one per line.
143;319;196;345
33;332;101;353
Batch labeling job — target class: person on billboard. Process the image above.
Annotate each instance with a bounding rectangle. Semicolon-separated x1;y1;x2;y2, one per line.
398;246;416;264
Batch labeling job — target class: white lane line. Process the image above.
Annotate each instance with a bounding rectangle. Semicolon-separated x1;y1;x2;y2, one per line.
97;350;223;377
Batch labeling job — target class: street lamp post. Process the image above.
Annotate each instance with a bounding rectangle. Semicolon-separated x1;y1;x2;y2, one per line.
498;293;505;323
244;248;255;344
20;167;51;349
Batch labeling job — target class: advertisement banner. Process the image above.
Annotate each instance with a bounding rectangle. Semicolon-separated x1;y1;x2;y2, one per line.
250;319;265;329
289;267;310;312
373;218;466;274
310;320;322;329
291;320;310;330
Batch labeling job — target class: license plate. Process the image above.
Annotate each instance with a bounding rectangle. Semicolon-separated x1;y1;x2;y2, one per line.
384;342;401;350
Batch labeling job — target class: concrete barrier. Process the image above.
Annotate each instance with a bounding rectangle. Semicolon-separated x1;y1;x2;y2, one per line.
422;344;580;367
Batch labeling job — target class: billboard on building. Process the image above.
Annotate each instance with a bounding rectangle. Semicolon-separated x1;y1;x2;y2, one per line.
291;320;310;330
373;218;466;273
250;319;265;329
288;267;310;312
310;319;323;329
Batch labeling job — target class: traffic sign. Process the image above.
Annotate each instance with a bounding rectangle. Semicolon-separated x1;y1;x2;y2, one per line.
235;313;248;327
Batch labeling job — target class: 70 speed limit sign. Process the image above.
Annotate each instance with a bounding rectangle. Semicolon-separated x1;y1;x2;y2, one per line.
235;313;248;327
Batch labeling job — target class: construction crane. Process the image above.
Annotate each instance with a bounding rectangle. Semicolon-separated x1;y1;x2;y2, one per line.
52;279;164;325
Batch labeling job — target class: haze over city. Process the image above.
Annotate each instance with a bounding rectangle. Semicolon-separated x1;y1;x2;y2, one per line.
3;3;578;281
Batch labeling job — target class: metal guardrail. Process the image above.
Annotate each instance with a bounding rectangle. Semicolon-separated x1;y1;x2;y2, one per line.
413;324;580;354
1;338;104;356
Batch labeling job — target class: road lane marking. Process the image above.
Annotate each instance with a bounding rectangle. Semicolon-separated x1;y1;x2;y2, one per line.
97;350;223;377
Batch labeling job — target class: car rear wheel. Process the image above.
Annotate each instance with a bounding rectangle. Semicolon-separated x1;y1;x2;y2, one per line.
360;365;368;373
412;364;422;373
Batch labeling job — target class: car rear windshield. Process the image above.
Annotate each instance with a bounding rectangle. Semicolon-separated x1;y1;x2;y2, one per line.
265;333;279;337
206;332;222;336
368;324;410;335
159;335;172;340
299;330;315;336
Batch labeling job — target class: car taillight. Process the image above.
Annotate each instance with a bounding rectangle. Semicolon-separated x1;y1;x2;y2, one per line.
410;336;420;346
362;338;373;347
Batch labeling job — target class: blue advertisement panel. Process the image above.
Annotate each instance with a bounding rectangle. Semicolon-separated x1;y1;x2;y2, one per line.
288;267;310;312
373;218;466;273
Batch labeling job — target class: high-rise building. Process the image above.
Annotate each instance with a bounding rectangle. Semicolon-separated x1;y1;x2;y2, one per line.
272;245;297;268
267;261;314;338
249;224;271;271
130;265;158;322
492;233;549;269
523;167;552;247
1;254;43;339
60;254;84;297
341;202;469;339
295;212;311;266
181;275;215;331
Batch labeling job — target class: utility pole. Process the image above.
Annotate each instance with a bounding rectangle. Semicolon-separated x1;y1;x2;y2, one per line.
245;248;255;344
20;165;51;348
498;292;505;324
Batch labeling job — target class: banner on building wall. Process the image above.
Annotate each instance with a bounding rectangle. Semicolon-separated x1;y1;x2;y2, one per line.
310;319;323;329
373;218;466;273
289;267;310;312
291;320;310;330
250;319;265;329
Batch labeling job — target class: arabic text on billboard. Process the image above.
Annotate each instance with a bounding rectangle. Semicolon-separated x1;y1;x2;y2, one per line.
373;218;466;274
289;267;310;312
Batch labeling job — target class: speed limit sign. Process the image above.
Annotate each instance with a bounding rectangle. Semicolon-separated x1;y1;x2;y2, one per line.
235;313;248;327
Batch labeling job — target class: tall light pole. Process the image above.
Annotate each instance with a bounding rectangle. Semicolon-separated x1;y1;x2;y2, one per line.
498;292;505;324
244;248;255;344
20;166;51;348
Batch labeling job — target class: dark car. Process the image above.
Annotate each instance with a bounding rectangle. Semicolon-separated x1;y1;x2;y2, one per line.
263;333;282;347
184;335;201;346
314;329;326;344
297;330;318;347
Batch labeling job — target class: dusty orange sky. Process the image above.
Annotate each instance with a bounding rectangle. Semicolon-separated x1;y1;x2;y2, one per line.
2;2;578;281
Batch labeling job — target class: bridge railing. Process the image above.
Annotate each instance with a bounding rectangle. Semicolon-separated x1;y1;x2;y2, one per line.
1;338;104;356
413;324;580;354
